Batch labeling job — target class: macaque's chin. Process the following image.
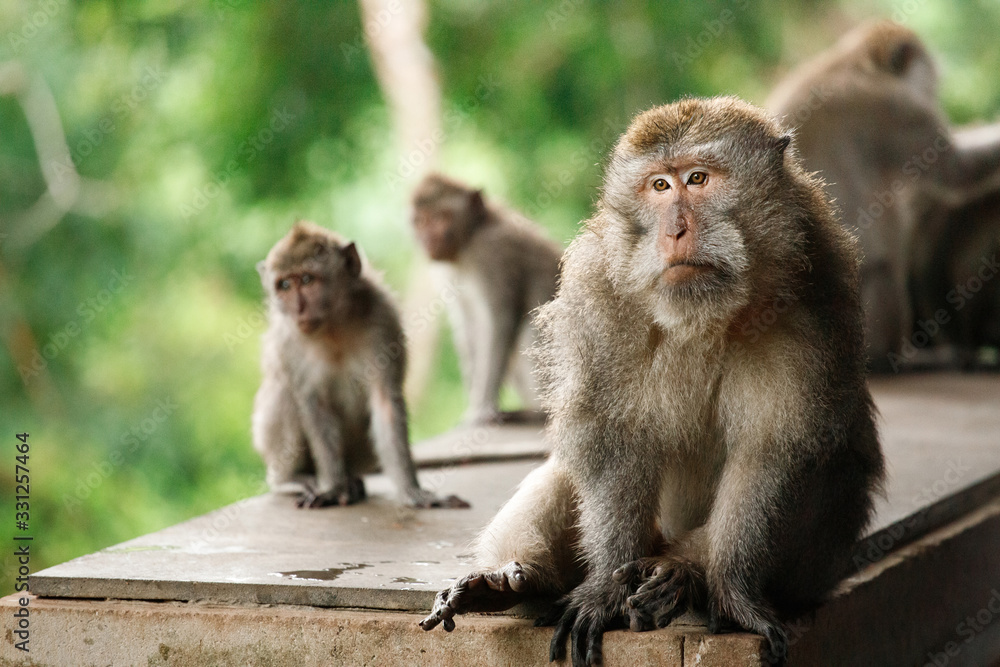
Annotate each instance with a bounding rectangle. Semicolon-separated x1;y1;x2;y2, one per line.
661;262;713;285
297;318;322;334
427;244;458;262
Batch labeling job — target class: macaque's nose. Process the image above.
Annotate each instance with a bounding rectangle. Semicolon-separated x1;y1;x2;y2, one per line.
297;291;307;315
659;216;694;261
663;221;687;240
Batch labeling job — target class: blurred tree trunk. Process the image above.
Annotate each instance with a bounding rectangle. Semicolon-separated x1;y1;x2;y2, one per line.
360;0;445;409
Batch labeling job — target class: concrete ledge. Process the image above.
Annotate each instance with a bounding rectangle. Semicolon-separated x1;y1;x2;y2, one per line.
4;494;1000;665
6;375;1000;666
788;495;1000;666
0;596;764;667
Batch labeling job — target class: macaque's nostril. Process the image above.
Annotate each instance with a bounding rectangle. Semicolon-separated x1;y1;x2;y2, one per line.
675;228;686;240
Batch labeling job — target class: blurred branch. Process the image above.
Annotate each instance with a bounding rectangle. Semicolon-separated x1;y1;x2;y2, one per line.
0;61;116;250
359;0;442;166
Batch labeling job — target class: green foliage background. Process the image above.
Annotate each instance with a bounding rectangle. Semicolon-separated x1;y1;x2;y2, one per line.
0;0;998;593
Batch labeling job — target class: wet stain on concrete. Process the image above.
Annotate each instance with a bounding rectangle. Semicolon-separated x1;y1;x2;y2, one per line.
275;563;373;581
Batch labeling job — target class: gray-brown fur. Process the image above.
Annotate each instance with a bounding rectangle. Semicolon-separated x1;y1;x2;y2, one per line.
420;97;883;667
411;173;562;424
767;20;1000;371
253;221;468;509
912;182;1000;365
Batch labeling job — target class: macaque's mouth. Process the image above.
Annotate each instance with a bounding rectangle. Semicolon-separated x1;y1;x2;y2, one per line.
297;318;322;334
662;262;714;283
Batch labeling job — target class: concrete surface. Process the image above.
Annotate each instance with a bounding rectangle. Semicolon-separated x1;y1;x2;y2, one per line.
0;596;767;667
30;460;542;611
4;374;1000;666
29;374;1000;611
3;494;997;666
412;421;548;468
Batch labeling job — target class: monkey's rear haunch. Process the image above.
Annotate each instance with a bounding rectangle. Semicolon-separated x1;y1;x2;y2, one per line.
420;97;884;666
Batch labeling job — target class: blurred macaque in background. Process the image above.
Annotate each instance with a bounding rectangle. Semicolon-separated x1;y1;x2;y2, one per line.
768;20;1000;371
411;173;562;425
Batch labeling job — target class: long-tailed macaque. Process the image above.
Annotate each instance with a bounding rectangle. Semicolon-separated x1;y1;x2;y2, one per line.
253;221;468;509
420;98;884;667
910;125;1000;367
411;174;562;424
767;20;1000;371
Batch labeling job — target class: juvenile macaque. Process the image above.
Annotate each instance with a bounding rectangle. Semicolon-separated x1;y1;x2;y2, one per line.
253;221;468;509
411;173;562;424
767;20;1000;371
420;98;884;666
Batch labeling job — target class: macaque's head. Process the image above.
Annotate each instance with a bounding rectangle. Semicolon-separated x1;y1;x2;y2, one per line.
599;97;809;325
259;221;365;335
411;173;488;262
840;20;937;102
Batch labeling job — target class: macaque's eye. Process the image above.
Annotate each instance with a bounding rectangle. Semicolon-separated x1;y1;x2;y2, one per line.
687;172;708;185
652;178;670;191
277;279;292;291
300;273;313;285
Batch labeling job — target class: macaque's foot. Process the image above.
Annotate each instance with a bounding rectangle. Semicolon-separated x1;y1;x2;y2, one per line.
419;562;531;631
612;555;706;632
406;489;471;509
464;410;539;428
546;578;629;667
708;601;788;666
295;477;366;508
494;409;547;425
463;408;502;427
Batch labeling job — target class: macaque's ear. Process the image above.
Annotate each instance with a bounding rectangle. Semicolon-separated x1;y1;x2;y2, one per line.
256;260;267;278
469;189;486;218
342;242;362;277
775;135;792;155
889;41;917;76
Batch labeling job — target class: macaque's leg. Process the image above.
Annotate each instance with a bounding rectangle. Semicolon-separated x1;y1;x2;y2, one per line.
294;395;359;508
466;306;522;424
420;458;580;631
370;384;469;509
253;378;312;494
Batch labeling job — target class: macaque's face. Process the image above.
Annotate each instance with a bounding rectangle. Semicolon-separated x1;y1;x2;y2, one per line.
262;234;363;335
412;201;465;262
640;161;727;287
608;146;751;323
